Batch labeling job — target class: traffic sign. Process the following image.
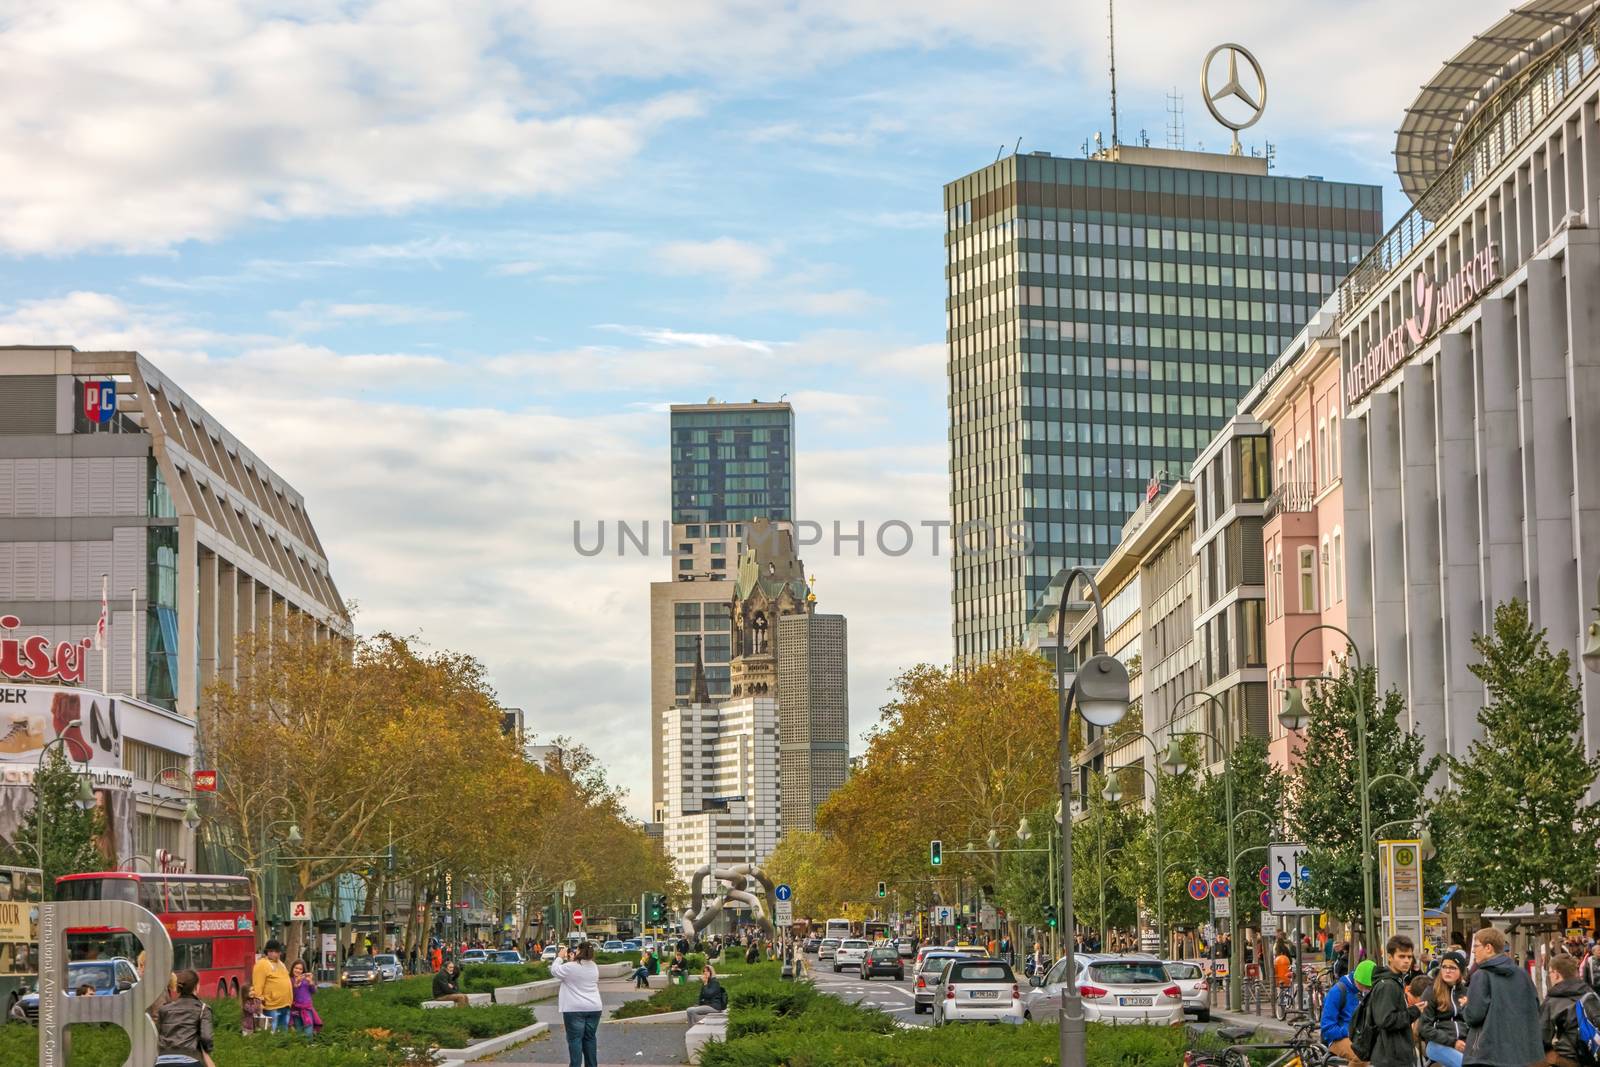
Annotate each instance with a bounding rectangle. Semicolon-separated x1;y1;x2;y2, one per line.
563;880;577;898
1269;843;1319;915
1188;877;1210;901
774;900;793;926
1260;888;1272;909
774;884;793;902
1209;876;1230;899
289;901;312;921
1212;893;1231;919
572;908;584;926
1259;866;1271;886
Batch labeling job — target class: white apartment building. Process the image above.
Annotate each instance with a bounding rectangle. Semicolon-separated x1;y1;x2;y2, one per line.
659;695;780;878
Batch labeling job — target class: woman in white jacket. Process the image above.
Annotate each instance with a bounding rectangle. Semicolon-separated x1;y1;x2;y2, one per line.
550;942;603;1067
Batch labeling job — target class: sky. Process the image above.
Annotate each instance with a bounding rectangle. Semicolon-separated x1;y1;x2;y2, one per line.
0;0;1511;820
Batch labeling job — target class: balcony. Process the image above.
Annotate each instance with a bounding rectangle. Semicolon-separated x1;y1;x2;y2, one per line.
1264;481;1316;521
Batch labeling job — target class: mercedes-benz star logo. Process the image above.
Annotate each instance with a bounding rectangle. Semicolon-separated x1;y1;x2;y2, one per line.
1202;43;1267;150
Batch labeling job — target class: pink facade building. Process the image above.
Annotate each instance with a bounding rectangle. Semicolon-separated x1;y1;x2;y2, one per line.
1257;310;1348;771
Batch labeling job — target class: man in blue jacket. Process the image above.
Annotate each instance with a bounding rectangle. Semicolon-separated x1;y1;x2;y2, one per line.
1321;958;1374;1062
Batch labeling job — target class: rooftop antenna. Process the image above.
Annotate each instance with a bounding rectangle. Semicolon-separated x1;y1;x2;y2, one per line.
1265;141;1277;172
1166;89;1185;150
1108;0;1120;147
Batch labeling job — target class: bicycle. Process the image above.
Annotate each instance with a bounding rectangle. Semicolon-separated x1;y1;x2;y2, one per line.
1183;1017;1340;1067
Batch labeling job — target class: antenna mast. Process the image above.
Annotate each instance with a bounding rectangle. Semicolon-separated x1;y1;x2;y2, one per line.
1108;0;1120;147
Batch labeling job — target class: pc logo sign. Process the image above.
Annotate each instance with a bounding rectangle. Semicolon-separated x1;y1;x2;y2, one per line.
83;380;116;424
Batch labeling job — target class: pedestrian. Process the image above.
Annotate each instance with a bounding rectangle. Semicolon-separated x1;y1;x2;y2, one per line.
1274;941;1294;994
551;942;602;1067
250;940;293;1033
287;960;320;1037
671;949;689;983
1539;953;1597;1067
1332;940;1350;979
632;950;652;989
687;964;727;1026
155;969;215;1067
1420;950;1470;1067
1360;935;1421;1067
1581;942;1600;996
1462;927;1543;1066
432;960;470;1007
744;940;760;965
1321;958;1373;1062
431;945;442;972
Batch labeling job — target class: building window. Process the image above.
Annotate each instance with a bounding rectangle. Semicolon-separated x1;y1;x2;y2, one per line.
1328;414;1340;481
678;558;694;571
1320;535;1331;608
1331;527;1344;603
675;603;701;632
1317;421;1328;486
1298;546;1317;613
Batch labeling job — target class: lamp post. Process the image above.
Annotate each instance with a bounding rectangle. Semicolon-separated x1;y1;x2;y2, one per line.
34;726;97;900
1583;570;1600;674
1163;688;1239;1011
1101;761;1164;953
1053;567;1131;1067
1280;623;1373;961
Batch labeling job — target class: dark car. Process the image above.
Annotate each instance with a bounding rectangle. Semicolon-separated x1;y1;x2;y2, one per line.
861;945;905;980
341;955;380;986
803;937;821;954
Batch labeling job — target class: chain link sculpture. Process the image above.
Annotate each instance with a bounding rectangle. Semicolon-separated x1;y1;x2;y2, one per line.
679;863;777;938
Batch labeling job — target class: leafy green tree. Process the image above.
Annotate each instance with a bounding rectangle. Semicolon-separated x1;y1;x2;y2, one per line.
1287;663;1440;926
1192;735;1285;934
0;747;105;895
1435;599;1600;914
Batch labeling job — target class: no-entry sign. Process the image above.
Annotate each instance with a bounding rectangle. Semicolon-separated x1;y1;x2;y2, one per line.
572;909;584;926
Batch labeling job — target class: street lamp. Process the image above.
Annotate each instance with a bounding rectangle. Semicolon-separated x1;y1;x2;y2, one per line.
1280;623;1374;962
1584;571;1600;674
1053;566;1131;1067
35;724;97;899
1165;689;1240;1012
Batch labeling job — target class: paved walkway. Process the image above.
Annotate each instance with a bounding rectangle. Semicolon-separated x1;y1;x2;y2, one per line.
489;975;691;1066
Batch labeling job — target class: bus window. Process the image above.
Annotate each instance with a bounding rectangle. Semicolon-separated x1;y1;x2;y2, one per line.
174;940;213;971
58;878;137;903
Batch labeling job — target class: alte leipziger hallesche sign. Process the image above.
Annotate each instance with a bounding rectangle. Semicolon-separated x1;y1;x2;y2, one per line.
1346;243;1501;405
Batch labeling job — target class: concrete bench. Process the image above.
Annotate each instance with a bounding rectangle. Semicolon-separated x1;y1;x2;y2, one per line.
684;1009;727;1063
596;962;632;979
420;992;493;1009
492;978;559;1005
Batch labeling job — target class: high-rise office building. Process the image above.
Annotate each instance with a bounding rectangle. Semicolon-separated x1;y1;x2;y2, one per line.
670;401;794;524
775;612;848;833
944;146;1382;658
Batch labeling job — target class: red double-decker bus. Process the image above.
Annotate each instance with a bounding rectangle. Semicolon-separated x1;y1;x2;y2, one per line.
55;872;257;999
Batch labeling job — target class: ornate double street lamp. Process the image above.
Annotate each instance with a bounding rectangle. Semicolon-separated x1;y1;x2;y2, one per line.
1278;624;1375;960
1053;567;1131;1067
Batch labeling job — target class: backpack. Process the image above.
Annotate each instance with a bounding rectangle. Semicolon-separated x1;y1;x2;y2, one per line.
1349;981;1384;1062
1575;991;1600;1066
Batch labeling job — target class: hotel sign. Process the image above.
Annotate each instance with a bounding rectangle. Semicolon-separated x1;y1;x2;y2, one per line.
1347;243;1500;405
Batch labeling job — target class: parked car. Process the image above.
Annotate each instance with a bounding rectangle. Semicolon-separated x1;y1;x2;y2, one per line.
832;938;870;972
602;940;626;953
372;953;404;981
459;949;493;965
13;958;136;1024
930;957;1022;1026
861;945;905;980
818;937;841;961
1022;954;1183;1026
1162;959;1210;1022
622;940;641;952
540;945;560;962
492;950;525;965
912;952;966;1014
341;955;381;986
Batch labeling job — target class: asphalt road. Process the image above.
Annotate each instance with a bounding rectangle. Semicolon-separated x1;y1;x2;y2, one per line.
806;955;929;1028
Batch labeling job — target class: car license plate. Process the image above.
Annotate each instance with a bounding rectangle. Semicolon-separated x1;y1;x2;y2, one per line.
1117;996;1152;1006
970;989;999;999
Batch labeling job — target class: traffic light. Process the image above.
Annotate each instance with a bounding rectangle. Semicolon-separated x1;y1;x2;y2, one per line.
877;881;886;898
645;893;666;923
930;840;942;867
385;843;396;872
1045;902;1058;929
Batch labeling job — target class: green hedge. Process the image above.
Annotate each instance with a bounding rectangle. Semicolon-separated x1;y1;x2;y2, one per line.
611;959;776;1019
700;1022;1188;1067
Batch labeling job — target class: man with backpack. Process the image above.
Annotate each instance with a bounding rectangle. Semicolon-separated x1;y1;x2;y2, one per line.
1462;927;1543;1066
1580;943;1600;998
1349;935;1422;1067
1540;954;1600;1067
1322;958;1375;1063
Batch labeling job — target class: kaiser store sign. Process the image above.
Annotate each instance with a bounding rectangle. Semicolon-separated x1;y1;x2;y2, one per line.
1347;243;1500;405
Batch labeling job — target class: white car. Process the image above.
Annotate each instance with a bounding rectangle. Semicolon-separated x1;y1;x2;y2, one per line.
832;938;870;972
931;957;1023;1026
818;937;841;961
1162;959;1211;1021
540;945;560;962
1023;954;1184;1026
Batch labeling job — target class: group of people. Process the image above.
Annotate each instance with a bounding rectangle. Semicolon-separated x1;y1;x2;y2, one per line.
1320;929;1600;1067
241;939;320;1037
549;938;729;1067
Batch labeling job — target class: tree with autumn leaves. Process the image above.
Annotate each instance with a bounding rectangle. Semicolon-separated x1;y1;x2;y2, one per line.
199;618;674;957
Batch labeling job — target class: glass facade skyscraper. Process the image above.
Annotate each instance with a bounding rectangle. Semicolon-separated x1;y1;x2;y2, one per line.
670;401;795;524
944;147;1382;659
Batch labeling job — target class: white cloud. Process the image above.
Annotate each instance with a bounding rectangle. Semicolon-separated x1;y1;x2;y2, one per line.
595;324;777;352
654;237;773;280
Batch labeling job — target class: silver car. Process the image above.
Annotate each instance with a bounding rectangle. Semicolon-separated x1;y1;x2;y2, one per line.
930;957;1023;1026
1023;953;1184;1026
818;937;841;962
913;952;967;1014
832;938;870;972
1162;959;1210;1021
372;953;404;981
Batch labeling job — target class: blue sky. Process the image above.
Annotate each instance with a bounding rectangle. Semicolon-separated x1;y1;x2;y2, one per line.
0;0;1509;817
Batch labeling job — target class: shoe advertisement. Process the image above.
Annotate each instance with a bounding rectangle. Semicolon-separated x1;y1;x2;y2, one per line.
0;687;120;767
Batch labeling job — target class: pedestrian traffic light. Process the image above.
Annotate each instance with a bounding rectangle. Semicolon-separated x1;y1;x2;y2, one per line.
877;881;886;898
1045;903;1057;929
645;892;666;923
930;840;942;867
